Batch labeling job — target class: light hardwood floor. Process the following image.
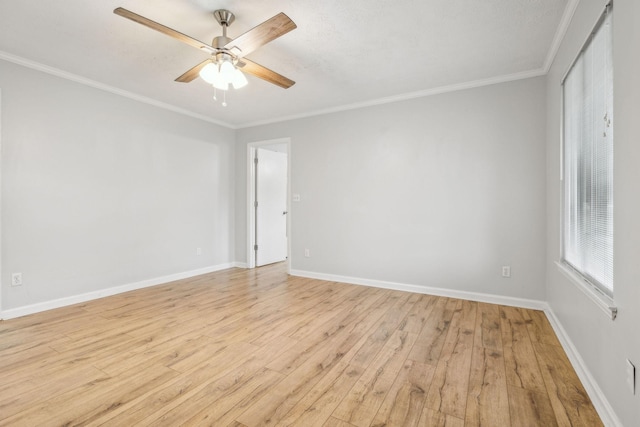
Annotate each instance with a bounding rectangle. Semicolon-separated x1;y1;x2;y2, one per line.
0;263;603;426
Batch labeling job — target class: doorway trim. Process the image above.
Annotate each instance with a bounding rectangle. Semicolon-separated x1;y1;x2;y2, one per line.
246;138;291;271
0;89;3;317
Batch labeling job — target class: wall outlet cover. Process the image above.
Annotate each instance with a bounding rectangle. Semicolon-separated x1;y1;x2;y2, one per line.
501;266;511;278
12;273;23;286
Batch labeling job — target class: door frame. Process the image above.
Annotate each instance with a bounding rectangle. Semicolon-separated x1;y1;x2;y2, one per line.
0;89;3;317
246;138;291;271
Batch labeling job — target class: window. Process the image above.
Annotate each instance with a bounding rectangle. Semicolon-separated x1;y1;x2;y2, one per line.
562;3;613;297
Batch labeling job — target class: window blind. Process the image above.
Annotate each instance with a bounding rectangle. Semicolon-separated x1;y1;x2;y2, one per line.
562;5;614;295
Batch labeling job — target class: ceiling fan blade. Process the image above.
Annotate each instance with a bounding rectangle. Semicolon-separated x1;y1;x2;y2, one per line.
224;13;296;57
175;59;211;83
237;58;295;89
114;7;215;54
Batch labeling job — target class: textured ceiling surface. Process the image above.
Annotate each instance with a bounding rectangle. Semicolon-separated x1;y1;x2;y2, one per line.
0;0;570;127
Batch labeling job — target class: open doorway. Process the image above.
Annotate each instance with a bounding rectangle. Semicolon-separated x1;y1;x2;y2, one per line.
247;138;290;270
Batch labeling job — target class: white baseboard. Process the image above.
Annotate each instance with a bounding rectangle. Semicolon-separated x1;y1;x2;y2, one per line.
0;263;234;320
543;308;623;427
232;262;248;268
289;269;547;310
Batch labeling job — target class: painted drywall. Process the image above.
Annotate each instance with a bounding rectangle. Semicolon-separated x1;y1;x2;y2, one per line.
236;77;547;301
545;0;640;425
0;59;235;312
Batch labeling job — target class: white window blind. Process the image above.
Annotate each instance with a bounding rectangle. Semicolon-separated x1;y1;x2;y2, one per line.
562;4;614;296
563;5;613;296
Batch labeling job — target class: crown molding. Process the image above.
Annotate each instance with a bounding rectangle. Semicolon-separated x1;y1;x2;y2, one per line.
0;50;235;129
543;0;581;72
238;68;546;129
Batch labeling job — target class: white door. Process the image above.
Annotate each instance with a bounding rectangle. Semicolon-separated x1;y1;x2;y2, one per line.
255;147;287;266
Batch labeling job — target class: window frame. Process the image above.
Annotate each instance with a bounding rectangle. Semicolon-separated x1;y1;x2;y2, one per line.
560;1;614;301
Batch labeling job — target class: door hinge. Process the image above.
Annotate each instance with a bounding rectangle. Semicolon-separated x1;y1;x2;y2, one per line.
254;244;258;251
254;201;258;208
254;157;258;164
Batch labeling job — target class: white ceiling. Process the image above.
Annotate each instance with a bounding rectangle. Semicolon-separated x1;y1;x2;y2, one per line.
0;0;573;128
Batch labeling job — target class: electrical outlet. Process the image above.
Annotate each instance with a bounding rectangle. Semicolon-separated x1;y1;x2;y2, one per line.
304;249;310;258
627;359;636;395
12;273;23;286
501;266;511;278
196;247;202;256
293;194;301;202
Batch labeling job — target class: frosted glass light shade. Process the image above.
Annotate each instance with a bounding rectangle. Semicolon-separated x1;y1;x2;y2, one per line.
212;73;229;91
219;61;235;81
199;62;219;84
231;68;248;89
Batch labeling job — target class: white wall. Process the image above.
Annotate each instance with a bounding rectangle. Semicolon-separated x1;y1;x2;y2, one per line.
0;59;235;313
237;77;547;301
545;0;640;425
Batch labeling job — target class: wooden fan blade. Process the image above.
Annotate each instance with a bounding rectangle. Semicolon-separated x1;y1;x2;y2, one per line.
175;59;211;83
114;7;215;54
224;13;296;57
237;58;295;89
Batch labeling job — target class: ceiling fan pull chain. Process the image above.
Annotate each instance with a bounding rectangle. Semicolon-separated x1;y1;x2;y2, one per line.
222;90;228;107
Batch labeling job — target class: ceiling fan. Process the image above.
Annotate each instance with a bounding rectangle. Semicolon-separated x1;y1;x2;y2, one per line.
113;7;296;90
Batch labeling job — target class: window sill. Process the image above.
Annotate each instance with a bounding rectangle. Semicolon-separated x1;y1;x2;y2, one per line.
555;261;617;320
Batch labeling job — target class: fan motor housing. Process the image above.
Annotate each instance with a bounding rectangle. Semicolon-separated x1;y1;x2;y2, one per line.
212;35;232;49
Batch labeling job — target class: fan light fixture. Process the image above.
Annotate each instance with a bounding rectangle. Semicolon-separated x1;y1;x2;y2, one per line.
199;58;248;90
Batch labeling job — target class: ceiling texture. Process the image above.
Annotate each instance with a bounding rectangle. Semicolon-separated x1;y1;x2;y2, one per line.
0;0;574;128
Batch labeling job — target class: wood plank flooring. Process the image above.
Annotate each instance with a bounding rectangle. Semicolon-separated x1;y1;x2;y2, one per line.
0;263;603;426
